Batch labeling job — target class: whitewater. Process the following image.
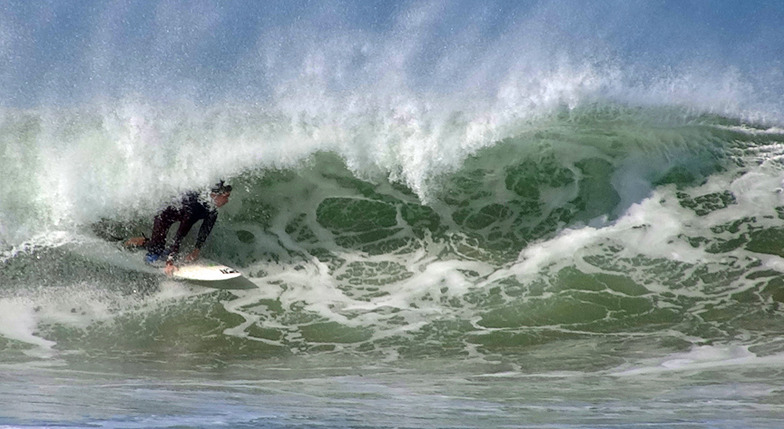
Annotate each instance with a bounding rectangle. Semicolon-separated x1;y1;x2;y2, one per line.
2;1;784;428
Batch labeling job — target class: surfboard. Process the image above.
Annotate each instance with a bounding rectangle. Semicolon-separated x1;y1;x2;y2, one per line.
172;260;242;281
169;259;256;290
81;232;255;289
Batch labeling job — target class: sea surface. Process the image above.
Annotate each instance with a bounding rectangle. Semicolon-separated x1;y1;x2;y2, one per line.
2;1;784;428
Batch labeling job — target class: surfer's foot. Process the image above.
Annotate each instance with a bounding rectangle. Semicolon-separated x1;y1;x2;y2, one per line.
144;252;161;264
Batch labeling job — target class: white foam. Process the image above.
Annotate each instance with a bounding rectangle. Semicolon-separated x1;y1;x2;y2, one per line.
490;184;701;283
0;231;73;263
612;345;784;377
0;298;56;356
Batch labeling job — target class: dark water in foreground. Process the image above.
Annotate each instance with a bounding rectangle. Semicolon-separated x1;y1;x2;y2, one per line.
3;351;784;428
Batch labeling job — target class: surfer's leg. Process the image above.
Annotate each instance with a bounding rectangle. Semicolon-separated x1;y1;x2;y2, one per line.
145;207;178;260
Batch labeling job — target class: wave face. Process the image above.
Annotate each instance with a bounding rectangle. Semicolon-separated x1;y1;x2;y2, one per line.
4;104;784;366
3;2;784;418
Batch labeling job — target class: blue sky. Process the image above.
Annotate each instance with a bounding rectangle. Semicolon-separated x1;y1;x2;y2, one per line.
1;0;782;107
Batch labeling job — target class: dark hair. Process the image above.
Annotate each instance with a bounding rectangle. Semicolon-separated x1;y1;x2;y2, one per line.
211;180;233;194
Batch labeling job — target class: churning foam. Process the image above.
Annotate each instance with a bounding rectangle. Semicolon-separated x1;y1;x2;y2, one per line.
0;298;56;356
612;345;784;377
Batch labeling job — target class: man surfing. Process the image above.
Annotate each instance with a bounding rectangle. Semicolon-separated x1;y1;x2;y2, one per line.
125;181;232;276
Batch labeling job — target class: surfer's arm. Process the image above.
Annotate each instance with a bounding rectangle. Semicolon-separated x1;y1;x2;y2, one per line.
195;210;218;250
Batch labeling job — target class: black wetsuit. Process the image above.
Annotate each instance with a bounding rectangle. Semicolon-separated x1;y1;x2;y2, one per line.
146;192;218;260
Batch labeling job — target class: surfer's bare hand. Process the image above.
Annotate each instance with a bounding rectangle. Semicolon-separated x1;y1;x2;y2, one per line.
164;262;178;276
124;237;146;248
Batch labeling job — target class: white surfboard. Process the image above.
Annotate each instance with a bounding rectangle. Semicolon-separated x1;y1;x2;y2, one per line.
172;259;243;282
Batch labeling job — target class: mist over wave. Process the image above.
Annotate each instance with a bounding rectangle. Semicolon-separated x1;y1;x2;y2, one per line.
2;1;784;248
2;0;784;363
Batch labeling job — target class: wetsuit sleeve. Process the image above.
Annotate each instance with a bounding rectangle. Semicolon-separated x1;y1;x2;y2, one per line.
195;210;218;249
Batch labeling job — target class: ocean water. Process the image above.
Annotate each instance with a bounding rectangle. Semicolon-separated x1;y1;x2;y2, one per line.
3;1;784;428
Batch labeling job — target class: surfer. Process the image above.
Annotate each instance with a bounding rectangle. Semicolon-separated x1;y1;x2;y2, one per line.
125;181;232;275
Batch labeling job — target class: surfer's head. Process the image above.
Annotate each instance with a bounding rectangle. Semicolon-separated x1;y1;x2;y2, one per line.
210;180;232;208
